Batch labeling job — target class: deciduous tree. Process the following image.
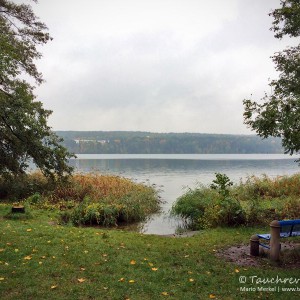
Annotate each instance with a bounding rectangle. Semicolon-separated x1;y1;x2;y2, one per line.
243;0;300;159
0;0;73;178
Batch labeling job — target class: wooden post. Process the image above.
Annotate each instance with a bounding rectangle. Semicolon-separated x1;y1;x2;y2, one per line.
270;220;280;261
250;235;260;256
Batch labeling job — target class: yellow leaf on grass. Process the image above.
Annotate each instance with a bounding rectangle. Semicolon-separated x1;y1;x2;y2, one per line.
151;268;158;271
130;260;136;265
118;277;125;282
51;285;57;289
26;229;32;232
161;292;169;296
128;280;135;283
0;249;5;252
77;278;86;283
189;278;194;282
0;277;5;281
235;269;240;273
209;294;216;299
24;256;32;260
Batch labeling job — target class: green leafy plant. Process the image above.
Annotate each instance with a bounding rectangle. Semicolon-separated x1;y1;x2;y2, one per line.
210;173;233;198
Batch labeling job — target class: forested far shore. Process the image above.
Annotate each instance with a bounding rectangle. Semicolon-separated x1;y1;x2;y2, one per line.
56;131;284;154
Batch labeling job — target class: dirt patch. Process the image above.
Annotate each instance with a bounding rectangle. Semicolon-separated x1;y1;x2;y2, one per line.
217;242;300;269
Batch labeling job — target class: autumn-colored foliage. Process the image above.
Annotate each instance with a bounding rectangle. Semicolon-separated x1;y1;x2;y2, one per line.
0;172;160;226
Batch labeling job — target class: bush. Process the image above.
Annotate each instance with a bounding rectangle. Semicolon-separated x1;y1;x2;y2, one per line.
171;174;246;229
172;173;300;229
0;172;52;201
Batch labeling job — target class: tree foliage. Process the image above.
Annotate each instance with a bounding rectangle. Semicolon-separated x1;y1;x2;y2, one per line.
57;131;283;154
243;0;300;158
0;0;73;178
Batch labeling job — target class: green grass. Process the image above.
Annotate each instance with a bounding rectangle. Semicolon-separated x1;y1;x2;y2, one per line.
0;204;299;300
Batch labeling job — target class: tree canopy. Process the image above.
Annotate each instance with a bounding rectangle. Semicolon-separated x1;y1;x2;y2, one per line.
243;0;300;158
0;0;73;178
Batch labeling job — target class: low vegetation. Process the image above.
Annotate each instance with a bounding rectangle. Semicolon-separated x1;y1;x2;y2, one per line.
0;205;299;300
171;173;300;230
0;172;160;227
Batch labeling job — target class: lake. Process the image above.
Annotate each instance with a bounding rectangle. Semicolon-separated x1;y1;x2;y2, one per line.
69;154;299;235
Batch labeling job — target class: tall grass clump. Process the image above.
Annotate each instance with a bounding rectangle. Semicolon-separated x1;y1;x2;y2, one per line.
172;173;300;229
0;172;161;227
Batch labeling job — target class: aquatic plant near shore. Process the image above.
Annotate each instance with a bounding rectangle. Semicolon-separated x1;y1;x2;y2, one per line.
171;173;300;229
0;172;161;226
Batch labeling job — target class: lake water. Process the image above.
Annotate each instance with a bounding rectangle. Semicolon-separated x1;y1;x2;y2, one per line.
69;154;299;235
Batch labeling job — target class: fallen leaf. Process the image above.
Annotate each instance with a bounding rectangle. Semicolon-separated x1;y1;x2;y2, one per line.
14;249;19;252
26;229;32;232
0;249;5;252
0;277;5;281
161;292;169;296
148;262;154;267
118;277;125;282
51;285;58;289
235;269;240;273
130;260;136;265
189;278;194;282
209;294;216;299
24;256;32;260
128;280;135;283
77;278;86;283
151;268;158;271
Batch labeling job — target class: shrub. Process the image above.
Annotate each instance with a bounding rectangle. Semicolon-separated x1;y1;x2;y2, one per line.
170;187;215;228
0;172;54;201
172;174;246;229
172;173;300;229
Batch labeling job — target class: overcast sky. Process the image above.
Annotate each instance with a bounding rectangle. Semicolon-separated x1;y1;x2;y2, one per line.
30;0;288;134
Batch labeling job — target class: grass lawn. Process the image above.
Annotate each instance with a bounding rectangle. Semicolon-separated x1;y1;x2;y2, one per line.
0;204;299;300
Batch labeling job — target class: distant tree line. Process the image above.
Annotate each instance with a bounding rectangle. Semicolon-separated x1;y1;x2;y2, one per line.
57;131;284;154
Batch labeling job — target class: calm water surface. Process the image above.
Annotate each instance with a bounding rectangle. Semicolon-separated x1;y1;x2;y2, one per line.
70;154;299;235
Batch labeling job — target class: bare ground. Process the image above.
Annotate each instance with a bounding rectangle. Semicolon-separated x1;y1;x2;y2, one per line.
216;242;300;269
